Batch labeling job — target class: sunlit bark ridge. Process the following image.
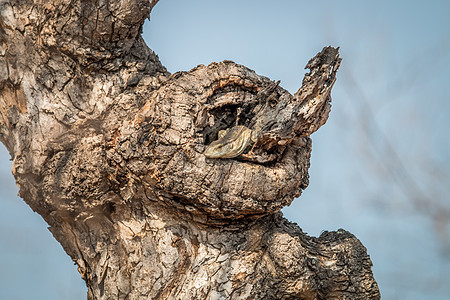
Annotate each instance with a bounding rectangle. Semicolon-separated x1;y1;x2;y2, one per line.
0;0;380;299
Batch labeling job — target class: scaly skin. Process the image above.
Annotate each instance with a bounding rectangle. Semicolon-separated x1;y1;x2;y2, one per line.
204;125;254;158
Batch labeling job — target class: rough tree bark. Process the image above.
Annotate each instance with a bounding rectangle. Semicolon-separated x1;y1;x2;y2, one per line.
0;1;380;299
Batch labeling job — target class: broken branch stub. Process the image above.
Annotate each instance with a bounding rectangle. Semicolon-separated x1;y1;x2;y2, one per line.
293;46;341;136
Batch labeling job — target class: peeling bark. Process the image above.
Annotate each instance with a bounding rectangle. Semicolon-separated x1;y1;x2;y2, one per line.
0;0;380;299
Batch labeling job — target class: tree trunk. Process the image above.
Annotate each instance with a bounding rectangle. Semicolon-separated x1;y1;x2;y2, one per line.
0;1;380;299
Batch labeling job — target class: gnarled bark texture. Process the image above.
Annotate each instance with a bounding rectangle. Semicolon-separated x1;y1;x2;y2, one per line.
0;0;380;299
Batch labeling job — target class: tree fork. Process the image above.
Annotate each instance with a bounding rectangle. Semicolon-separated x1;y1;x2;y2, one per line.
0;0;380;299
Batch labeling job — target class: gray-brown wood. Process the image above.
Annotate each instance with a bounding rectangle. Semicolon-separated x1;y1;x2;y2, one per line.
0;0;380;299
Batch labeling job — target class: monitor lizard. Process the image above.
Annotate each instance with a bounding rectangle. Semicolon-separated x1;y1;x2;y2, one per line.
204;125;255;159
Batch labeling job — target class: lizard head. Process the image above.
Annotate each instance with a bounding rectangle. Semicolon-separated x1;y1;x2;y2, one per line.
204;126;253;159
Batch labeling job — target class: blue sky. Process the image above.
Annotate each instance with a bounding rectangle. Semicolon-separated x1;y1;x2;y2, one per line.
1;0;450;299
